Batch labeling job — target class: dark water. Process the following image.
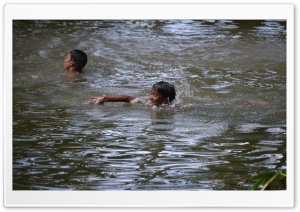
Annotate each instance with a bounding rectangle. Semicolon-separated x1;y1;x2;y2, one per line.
13;20;286;190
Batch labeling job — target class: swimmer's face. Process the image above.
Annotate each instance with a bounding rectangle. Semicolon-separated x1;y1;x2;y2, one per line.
63;53;73;70
149;88;167;106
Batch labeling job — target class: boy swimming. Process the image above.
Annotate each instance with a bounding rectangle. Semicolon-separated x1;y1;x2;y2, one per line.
64;49;88;75
85;81;176;107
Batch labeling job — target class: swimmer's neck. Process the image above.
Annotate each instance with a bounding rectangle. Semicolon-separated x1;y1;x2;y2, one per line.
69;68;81;76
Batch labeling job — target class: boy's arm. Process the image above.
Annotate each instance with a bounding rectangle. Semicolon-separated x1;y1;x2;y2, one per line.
102;95;135;103
86;95;135;104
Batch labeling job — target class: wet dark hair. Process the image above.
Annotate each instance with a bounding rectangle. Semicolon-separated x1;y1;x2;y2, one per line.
152;81;176;103
69;49;88;71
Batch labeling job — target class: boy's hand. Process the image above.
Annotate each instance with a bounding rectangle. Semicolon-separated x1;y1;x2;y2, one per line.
85;96;105;104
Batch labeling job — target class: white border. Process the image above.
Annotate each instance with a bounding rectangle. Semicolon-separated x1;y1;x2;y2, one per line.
3;3;294;207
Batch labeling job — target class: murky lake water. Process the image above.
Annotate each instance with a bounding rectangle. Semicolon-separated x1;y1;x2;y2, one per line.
13;20;286;190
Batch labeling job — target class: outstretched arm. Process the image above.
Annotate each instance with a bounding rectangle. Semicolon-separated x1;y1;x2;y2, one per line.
85;95;135;104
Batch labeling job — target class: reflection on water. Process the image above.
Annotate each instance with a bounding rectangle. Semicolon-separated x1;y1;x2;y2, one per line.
13;20;286;190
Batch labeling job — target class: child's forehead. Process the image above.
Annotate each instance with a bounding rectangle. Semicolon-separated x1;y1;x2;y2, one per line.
151;88;161;94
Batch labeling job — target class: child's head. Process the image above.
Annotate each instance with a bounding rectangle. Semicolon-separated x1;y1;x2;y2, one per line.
64;49;87;72
150;81;176;106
